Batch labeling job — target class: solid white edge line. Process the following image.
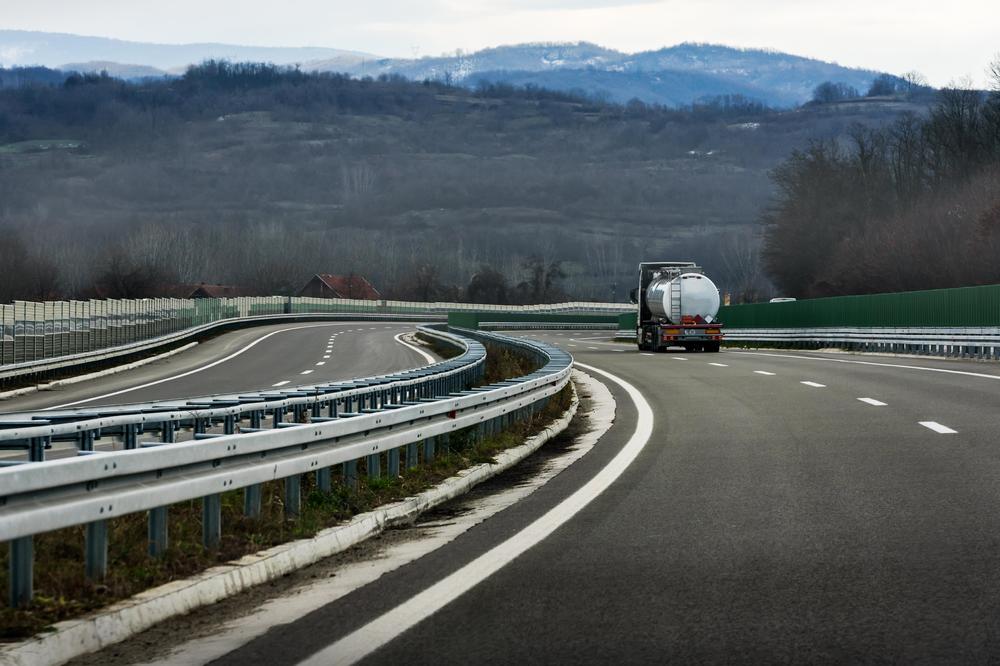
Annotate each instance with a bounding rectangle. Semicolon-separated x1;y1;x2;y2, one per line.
44;323;347;410
919;421;958;434
297;360;654;666
392;332;435;365
857;398;887;406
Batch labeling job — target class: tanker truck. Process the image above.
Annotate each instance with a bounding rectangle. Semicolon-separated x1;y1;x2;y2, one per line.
633;261;724;352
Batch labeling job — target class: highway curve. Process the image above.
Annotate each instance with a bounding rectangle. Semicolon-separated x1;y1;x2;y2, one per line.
182;329;1000;664
0;321;433;413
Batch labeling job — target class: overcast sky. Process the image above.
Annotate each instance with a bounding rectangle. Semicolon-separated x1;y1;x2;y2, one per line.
2;0;997;86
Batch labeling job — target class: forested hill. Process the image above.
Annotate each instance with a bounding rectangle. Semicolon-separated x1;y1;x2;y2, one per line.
0;32;887;107
0;62;928;304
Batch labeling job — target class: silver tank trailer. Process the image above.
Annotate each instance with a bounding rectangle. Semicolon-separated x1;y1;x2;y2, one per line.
645;272;721;324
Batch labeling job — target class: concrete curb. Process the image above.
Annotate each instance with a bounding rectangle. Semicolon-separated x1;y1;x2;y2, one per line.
0;342;199;401
0;383;579;666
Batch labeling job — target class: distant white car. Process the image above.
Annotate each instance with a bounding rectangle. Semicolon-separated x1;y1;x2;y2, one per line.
769;297;797;303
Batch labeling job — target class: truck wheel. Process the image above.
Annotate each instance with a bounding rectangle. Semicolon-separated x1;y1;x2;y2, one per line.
705;342;721;353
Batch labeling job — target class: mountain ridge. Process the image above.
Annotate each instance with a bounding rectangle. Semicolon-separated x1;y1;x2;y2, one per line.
0;31;888;106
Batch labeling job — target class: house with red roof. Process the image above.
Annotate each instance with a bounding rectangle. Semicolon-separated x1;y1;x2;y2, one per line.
297;274;381;300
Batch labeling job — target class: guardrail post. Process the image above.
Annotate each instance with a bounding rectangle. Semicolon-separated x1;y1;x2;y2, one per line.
388;448;400;477
224;415;236;435
406;442;418;469
367;453;381;478
203;494;221;549
85;520;108;580
28;436;47;462
272;408;284;428
284;475;301;519
244;485;262;518
343;460;358;489
8;536;33;608
161;422;175;443
79;429;96;452
250;410;262;429
124;424;138;449
317;467;332;493
423;436;436;463
148;507;168;557
194;418;207;435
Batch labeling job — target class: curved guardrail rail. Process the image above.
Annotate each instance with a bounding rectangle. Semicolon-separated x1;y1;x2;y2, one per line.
0;326;573;608
0;297;627;382
0;327;483;462
0;312;442;383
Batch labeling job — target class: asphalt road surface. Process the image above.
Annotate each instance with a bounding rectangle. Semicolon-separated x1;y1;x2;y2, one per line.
194;330;1000;664
0;322;436;461
0;322;433;413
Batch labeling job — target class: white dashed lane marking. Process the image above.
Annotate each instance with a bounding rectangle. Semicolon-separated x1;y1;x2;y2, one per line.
301;370;314;375
316;362;326;366
709;362;728;367
272;381;290;387
754;370;776;376
672;357;688;361
800;381;826;388
919;421;958;434
858;398;887;406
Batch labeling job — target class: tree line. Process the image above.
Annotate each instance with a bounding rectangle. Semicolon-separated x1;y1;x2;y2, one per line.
0;60;934;305
763;57;1000;297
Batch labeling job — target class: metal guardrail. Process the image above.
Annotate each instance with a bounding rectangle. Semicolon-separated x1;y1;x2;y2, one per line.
724;327;1000;359
0;326;573;608
0;297;626;381
479;322;619;331
0;327;482;460
0;313;439;383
